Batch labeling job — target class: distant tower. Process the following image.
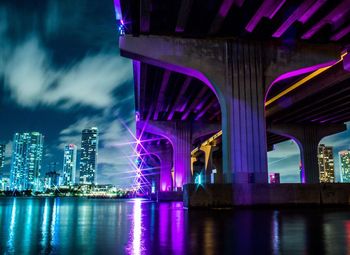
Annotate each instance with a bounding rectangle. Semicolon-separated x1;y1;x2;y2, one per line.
269;173;280;184
339;150;350;183
318;144;335;183
79;127;98;185
0;144;5;179
63;144;77;186
10;132;44;190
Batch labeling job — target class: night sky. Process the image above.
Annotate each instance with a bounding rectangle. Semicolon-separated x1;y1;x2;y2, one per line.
0;0;349;187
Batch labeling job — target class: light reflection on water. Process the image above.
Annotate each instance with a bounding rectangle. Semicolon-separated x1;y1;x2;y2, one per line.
1;198;350;254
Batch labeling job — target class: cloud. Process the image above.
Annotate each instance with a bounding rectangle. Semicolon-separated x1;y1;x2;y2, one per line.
2;35;132;110
268;140;300;160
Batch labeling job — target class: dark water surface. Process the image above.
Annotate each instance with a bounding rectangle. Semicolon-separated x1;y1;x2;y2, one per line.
1;197;350;254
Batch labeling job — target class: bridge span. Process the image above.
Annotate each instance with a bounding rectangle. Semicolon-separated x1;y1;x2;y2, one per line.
114;0;350;206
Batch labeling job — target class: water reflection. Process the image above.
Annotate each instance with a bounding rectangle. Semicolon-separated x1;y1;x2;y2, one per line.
1;198;350;254
126;199;144;255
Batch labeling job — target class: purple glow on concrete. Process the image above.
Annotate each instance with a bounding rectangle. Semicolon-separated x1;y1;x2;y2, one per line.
298;0;327;24
113;0;123;20
331;24;350;41
268;0;286;19
302;1;350;40
264;61;337;104
119;37;222;101
218;0;235;18
195;98;217;121
344;53;350;72
273;0;314;38
245;0;286;33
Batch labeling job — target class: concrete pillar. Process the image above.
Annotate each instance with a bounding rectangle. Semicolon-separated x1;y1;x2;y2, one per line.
142;143;173;192
158;149;173;192
173;122;191;190
221;41;268;183
190;156;196;177
268;123;346;183
201;145;219;183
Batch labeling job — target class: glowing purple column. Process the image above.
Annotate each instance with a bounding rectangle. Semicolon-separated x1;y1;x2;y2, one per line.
159;151;173;192
173;123;191;190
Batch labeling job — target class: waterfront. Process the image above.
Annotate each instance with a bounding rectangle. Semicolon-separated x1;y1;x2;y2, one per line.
0;198;350;254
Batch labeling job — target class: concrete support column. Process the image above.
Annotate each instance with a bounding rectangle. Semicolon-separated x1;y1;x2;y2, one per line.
190;156;196;177
201;145;219;183
268;123;346;183
222;41;268;183
157;149;173;192
173;122;191;190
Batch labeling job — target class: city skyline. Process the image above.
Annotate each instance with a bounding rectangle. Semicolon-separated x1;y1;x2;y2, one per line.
1;126;350;190
0;0;136;188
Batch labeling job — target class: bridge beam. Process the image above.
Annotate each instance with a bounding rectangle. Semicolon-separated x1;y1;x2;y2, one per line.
268;123;347;183
200;144;220;184
121;35;341;184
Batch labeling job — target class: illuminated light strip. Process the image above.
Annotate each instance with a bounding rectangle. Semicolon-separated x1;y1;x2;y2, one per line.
265;52;348;107
191;130;223;156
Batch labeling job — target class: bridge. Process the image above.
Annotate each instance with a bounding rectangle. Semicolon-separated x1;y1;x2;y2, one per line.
114;0;350;206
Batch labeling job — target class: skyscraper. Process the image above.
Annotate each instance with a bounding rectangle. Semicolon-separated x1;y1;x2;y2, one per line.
63;144;77;186
339;150;350;183
0;144;5;179
10;132;44;190
318;144;335;183
80;127;98;185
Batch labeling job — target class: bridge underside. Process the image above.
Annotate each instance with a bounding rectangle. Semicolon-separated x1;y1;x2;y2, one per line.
116;0;350;198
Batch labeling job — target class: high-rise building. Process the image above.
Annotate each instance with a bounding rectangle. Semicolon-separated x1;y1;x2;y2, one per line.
318;144;335;183
80;127;98;185
339;150;350;183
10;132;44;190
269;173;280;184
63;144;77;186
0;144;6;179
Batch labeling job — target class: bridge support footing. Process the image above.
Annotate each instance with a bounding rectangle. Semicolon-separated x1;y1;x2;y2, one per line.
183;183;350;208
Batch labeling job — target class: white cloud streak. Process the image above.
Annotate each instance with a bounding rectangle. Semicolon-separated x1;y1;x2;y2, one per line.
2;36;132;110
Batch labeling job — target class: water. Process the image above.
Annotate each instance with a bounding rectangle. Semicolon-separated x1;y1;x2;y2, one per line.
0;198;350;254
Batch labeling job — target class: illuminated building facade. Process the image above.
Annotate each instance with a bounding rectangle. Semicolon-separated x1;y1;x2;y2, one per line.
10;132;44;190
80;127;98;184
269;173;280;184
339;150;350;183
0;144;5;179
318;144;335;183
63;144;77;185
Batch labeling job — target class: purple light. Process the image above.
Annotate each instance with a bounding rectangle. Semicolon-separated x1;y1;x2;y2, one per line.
126;199;144;255
298;0;327;24
302;1;350;40
245;0;286;33
218;0;235;18
344;53;350;72
265;61;337;104
273;0;314;38
331;24;350;41
113;0;123;20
